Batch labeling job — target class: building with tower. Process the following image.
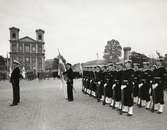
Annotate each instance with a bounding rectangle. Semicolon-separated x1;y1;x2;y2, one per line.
123;47;131;61
9;27;45;73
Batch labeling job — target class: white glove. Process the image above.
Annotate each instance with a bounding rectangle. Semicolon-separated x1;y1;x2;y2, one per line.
121;85;127;90
112;84;116;89
98;81;101;85
132;82;135;85
149;88;151;94
104;83;107;87
152;83;158;89
138;83;143;88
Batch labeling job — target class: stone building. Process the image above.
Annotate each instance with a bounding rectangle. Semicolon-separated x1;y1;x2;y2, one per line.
9;27;45;73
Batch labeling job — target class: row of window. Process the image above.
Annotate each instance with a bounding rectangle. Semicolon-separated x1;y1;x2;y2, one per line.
12;57;42;64
12;56;42;70
11;43;43;53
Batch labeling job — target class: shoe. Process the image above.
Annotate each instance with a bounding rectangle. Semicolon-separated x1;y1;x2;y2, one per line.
127;113;133;116
146;108;150;110
157;111;162;114
10;103;17;106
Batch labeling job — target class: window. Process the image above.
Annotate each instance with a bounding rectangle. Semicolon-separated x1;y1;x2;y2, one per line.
19;57;23;63
12;43;17;52
38;35;42;40
12;33;16;39
25;57;30;62
19;44;23;52
32;57;36;68
38;44;42;53
25;45;30;52
32;45;36;52
38;57;42;69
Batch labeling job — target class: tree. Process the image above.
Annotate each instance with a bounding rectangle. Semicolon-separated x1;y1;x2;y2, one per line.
103;39;122;63
52;58;59;70
52;54;66;70
0;55;5;71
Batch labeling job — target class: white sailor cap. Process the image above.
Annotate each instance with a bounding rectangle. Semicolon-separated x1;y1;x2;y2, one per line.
143;62;149;65
13;60;21;65
124;60;132;63
133;63;140;66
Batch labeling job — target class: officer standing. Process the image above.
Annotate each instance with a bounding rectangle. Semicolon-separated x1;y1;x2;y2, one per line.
10;60;23;106
152;59;167;113
64;63;74;102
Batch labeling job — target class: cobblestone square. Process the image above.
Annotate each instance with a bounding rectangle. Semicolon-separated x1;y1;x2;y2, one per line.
0;79;167;130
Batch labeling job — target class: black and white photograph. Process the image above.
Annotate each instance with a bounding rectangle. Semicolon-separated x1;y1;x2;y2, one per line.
0;0;167;130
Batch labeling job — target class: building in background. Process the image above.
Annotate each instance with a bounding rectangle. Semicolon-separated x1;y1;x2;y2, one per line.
9;27;45;74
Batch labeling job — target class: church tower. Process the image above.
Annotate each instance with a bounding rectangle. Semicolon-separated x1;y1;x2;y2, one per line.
9;27;20;41
36;29;45;42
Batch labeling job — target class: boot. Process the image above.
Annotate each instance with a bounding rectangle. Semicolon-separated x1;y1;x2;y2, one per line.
154;104;158;111
146;101;151;110
127;106;133;116
115;101;119;108
122;106;128;113
100;96;104;101
142;100;146;107
133;97;137;104
110;99;114;107
158;104;164;114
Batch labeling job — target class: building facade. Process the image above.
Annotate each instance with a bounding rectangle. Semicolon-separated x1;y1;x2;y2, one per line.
9;27;45;73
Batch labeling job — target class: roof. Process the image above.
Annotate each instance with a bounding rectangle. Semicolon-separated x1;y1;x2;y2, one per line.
36;29;45;33
19;36;36;42
9;27;20;31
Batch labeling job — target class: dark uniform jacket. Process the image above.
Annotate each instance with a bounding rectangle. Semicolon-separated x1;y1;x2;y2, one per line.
10;67;22;85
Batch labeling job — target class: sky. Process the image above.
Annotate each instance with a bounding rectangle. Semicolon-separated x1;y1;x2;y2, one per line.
0;0;167;64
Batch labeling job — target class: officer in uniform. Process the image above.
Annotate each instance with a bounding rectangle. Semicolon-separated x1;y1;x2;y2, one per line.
10;60;23;106
104;64;115;105
95;65;104;102
120;60;134;116
142;62;152;109
152;59;167;113
90;66;97;97
132;63;140;104
63;63;74;102
111;63;122;109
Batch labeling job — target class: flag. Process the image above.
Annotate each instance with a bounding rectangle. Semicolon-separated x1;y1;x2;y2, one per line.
79;63;83;75
22;66;26;78
9;67;12;77
156;50;161;58
58;58;66;78
57;49;67;99
57;49;66;78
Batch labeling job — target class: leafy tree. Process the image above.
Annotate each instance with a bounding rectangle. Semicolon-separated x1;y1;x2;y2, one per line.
52;58;59;70
52;54;66;70
0;55;5;71
103;39;122;63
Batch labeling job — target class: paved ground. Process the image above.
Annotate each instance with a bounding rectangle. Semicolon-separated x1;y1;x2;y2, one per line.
0;79;167;130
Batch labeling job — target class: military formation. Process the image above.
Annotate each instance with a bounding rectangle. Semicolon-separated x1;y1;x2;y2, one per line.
82;59;167;116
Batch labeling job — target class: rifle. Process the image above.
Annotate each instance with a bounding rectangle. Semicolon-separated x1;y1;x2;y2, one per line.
120;88;124;115
151;82;158;112
103;83;107;105
112;84;116;109
111;81;117;109
137;82;143;107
